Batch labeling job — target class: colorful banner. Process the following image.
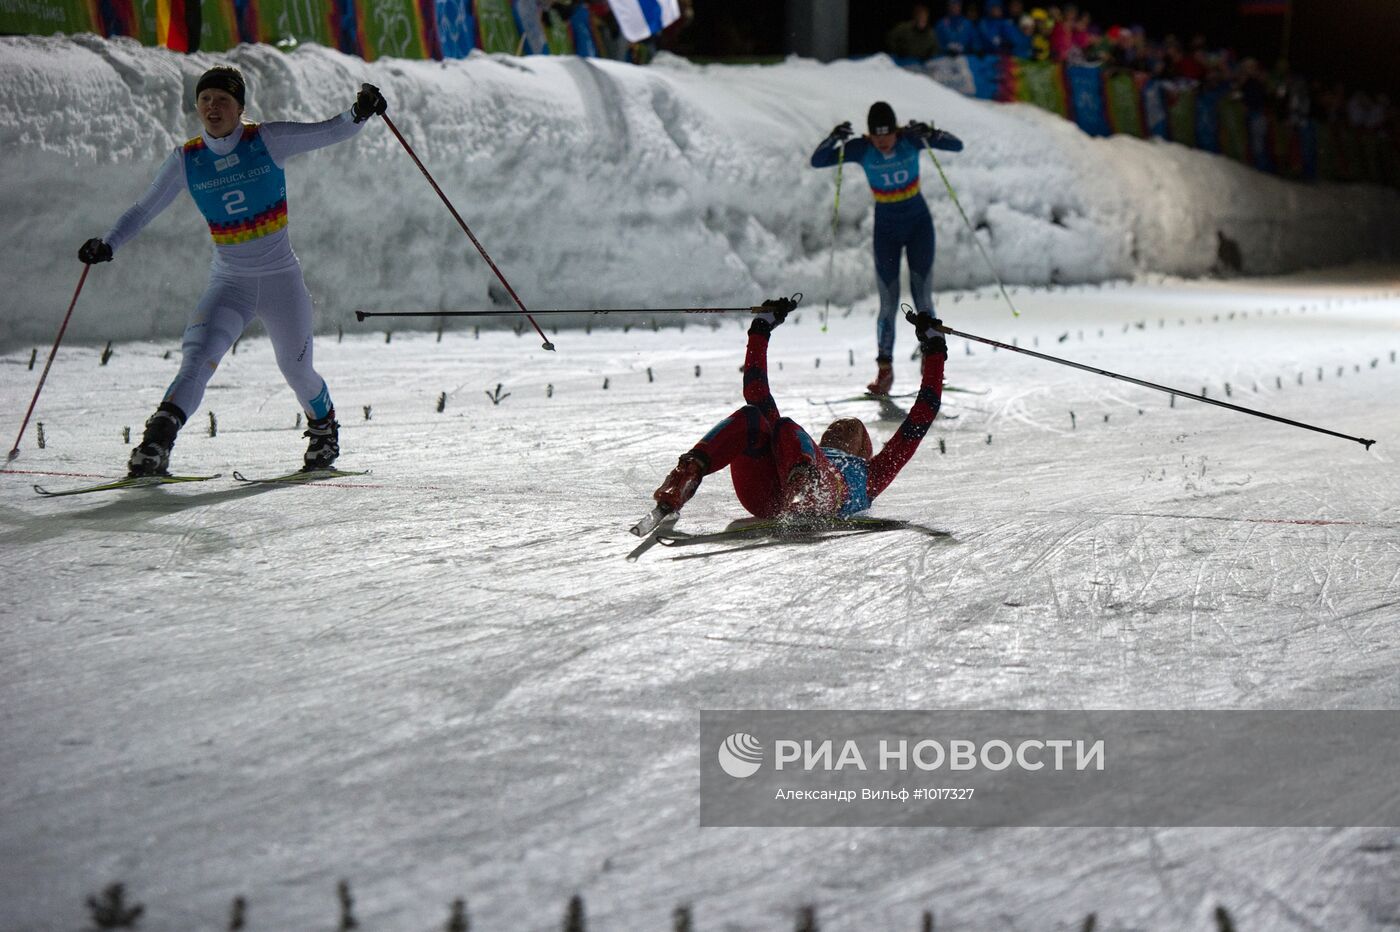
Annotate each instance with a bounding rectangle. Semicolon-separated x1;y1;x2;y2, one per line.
965;54;1001;100
1194;86;1225;153
1104;71;1145;138
358;0;428;59
472;0;517;53
95;0;138;37
0;0;94;36
1141;79;1169;138
1066;64;1108;136
1015;60;1069;118
1217;96;1249;163
923;55;977;97
434;0;474;57
1166;85;1196;147
230;0;259;42
256;0;336;48
542;4;571;54
567;1;595;56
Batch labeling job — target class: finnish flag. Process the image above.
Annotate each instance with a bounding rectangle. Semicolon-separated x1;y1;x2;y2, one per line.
607;0;681;42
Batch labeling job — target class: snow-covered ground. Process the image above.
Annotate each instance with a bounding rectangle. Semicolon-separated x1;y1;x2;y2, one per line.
3;268;1399;929
2;34;1400;932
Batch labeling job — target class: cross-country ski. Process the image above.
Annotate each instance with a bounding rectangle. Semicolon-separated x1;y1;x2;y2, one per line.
32;474;222;497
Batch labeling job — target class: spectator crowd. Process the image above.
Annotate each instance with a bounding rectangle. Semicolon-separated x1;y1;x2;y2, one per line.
885;1;1396;146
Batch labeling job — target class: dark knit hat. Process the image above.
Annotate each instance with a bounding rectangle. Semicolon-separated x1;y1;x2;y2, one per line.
867;100;896;135
195;66;246;107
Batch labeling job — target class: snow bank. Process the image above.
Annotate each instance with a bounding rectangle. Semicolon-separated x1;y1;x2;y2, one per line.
2;34;1397;349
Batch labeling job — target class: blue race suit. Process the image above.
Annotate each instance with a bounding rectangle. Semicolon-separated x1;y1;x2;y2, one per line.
812;126;963;360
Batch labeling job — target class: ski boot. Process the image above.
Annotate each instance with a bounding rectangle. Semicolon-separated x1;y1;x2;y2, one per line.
652;452;707;514
866;358;894;396
302;409;340;471
127;402;186;477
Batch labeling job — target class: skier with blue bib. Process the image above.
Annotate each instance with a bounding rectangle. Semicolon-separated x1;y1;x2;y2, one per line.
811;101;963;395
78;66;386;477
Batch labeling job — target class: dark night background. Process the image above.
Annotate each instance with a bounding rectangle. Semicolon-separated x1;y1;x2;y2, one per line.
681;1;1400;100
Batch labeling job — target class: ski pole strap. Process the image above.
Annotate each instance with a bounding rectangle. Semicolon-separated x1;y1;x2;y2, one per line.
922;139;1020;319
940;324;1375;449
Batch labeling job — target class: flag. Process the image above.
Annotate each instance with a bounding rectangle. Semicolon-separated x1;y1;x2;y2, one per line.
1239;1;1288;14
606;0;679;42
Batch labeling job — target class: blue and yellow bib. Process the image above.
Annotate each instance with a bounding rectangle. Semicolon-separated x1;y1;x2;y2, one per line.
858;138;923;206
822;447;871;516
183;125;288;246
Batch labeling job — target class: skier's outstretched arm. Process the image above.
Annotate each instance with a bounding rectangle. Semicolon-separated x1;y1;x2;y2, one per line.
261;84;387;165
867;314;947;500
83;151;186;260
742;297;798;419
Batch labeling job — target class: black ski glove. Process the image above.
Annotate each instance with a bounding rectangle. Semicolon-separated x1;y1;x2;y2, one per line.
750;296;799;335
905;309;948;355
352;83;387;123
828;121;853;143
78;238;113;264
904;120;936;140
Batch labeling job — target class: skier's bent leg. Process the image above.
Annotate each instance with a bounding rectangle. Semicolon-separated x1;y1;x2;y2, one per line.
654;405;778;514
163;280;255;417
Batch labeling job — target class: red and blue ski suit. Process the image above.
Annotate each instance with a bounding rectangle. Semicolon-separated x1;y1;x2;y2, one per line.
684;327;947;519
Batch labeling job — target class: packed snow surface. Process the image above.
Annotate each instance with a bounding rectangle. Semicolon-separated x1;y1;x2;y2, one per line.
4;267;1400;929
2;33;1399;932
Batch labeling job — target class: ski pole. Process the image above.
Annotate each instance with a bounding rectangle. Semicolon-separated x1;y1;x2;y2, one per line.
355;300;797;321
8;264;90;462
934;316;1375;449
822;143;845;334
377;113;555;352
922;137;1020;319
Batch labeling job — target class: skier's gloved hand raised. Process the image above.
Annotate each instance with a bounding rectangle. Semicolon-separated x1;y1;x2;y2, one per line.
905;309;948;355
750;295;799;335
828;121;853;143
904;120;936;140
78;238;113;264
352;83;388;123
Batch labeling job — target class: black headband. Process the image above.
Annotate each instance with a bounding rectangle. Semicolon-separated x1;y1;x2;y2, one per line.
195;68;245;107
